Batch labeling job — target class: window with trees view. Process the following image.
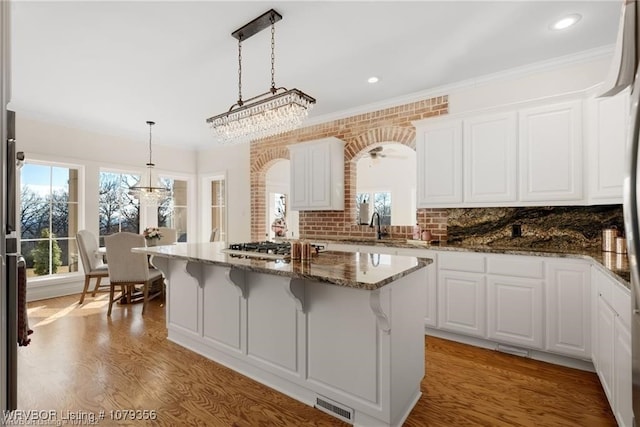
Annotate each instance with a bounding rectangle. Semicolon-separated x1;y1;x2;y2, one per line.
158;178;188;242
99;171;140;245
356;192;391;226
20;163;80;278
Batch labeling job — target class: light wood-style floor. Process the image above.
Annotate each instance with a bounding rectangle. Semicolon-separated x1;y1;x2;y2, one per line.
17;293;616;426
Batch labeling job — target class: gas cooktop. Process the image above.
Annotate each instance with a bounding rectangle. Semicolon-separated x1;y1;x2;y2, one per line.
220;241;325;260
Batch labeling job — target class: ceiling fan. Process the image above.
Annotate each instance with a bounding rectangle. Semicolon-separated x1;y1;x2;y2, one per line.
367;146;407;160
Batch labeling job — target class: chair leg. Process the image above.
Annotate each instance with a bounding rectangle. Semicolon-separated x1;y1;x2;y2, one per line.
142;281;150;315
79;275;91;304
107;283;115;316
91;276;103;297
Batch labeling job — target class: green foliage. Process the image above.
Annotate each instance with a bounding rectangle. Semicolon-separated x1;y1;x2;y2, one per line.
32;228;62;275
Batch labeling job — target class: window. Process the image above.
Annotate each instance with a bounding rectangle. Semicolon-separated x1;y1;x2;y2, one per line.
20;163;80;278
99;171;140;245
210;178;226;241
158;178;188;242
356;191;391;226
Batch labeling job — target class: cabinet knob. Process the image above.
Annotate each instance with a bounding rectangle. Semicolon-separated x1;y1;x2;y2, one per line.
634;309;640;315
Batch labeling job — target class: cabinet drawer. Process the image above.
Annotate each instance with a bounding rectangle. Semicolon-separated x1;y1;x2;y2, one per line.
612;281;631;327
438;252;485;273
487;255;544;279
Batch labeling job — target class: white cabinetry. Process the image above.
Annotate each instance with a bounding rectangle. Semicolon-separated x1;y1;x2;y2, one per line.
415;119;463;206
414;97;584;207
545;261;591;359
437;252;485;337
587;90;629;204
486;255;544;349
518;100;583;202
463;112;517;203
289;137;344;211
593;267;632;427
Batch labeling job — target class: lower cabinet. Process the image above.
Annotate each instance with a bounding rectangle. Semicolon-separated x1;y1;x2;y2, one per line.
438;270;486;337
545;261;591;359
486;275;543;349
593;267;632;427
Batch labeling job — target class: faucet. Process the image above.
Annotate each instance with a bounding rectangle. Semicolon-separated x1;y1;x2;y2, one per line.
369;211;388;240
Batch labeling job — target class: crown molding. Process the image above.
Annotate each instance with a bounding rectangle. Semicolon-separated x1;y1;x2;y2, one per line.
304;44;615;128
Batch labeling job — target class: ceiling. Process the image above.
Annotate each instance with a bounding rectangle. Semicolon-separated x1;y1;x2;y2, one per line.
9;1;621;151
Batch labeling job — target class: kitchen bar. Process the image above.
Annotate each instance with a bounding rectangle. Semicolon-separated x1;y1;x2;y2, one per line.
133;242;432;426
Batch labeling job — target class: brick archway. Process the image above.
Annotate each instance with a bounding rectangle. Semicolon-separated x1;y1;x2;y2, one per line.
248;94;448;240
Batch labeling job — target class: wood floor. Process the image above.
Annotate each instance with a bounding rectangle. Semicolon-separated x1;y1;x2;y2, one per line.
17;293;616;426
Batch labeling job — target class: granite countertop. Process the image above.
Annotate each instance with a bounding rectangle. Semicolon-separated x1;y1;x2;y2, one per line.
133;242;432;291
304;236;631;288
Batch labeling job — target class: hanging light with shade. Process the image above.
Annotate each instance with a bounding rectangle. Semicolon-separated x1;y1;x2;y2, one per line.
129;121;171;203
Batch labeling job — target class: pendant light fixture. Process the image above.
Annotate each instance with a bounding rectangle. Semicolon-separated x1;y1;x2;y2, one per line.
129;121;171;203
206;9;316;144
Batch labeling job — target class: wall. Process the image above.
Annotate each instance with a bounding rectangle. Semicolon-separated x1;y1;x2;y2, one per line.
249;97;449;241
197;142;251;243
245;52;612;242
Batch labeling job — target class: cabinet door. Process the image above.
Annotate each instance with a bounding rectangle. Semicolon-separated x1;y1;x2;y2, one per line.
546;261;591;358
464;112;517;203
437;270;486;337
519;100;583;202
289;147;309;209
308;143;331;208
614;316;632;427
416;119;463;206
486;275;543;349
587;90;628;204
597;296;616;405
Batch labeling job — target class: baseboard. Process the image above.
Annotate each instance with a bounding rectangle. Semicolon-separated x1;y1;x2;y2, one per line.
27;278;85;302
425;328;595;372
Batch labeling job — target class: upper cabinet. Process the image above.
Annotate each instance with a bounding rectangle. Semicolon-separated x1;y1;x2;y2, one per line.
463;112;517;204
518;100;583;202
587;89;629;204
288;137;345;211
416;119;463;206
414;96;597;208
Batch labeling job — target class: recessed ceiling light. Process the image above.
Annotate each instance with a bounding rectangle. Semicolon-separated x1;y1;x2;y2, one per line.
367;76;379;84
550;14;582;30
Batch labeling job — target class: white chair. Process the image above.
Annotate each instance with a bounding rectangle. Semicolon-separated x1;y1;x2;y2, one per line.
104;232;163;316
157;227;177;245
76;230;109;304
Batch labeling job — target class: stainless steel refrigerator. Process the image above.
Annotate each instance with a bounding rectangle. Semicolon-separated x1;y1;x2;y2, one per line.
4;110;21;411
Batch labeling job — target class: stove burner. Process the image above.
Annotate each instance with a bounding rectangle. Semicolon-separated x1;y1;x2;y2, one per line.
229;241;291;255
225;241;325;259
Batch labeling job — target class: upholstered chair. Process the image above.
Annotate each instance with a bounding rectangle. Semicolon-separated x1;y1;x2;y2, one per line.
156;227;178;245
104;232;163;316
76;230;109;304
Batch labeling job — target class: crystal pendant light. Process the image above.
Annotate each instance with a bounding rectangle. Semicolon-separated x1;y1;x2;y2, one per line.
129;121;171;203
206;9;316;144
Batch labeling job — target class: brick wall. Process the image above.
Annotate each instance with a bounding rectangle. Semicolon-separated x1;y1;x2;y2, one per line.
250;96;449;241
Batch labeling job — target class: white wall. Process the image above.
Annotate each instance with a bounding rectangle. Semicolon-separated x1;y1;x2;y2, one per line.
197;142;251;243
448;55;610;114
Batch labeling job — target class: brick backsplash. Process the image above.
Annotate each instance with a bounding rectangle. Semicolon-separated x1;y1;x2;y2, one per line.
250;96;449;241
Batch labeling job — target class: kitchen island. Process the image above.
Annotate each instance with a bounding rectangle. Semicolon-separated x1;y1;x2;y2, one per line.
133;242;431;427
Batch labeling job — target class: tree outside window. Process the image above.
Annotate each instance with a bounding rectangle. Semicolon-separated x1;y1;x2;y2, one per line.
158;178;188;242
20;163;79;277
99;171;140;245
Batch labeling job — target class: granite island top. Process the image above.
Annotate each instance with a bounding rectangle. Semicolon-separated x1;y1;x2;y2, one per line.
132;242;432;291
300;236;631;288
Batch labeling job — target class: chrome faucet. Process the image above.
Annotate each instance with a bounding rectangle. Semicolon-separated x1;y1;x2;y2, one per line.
369;211;388;240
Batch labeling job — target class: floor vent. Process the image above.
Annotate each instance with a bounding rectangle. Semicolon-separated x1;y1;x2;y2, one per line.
496;344;530;358
315;395;354;424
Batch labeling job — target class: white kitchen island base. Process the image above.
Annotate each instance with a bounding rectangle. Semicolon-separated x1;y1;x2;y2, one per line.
150;254;428;427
